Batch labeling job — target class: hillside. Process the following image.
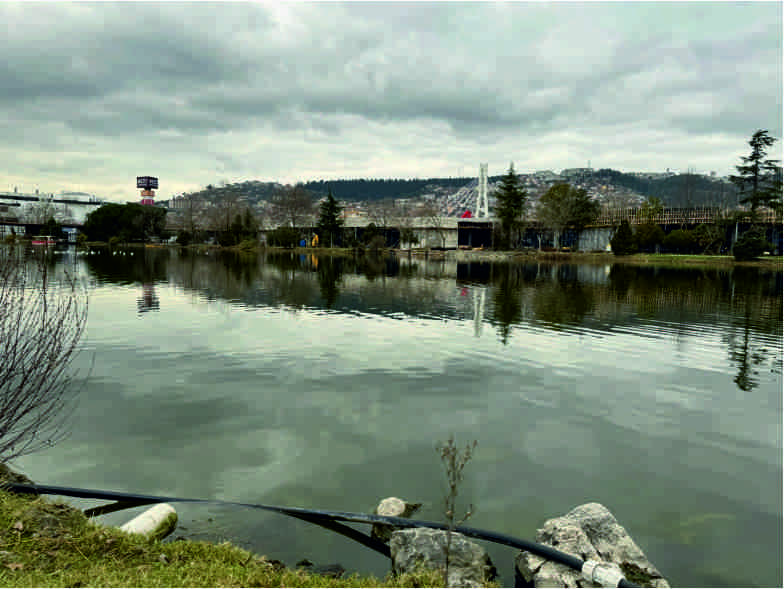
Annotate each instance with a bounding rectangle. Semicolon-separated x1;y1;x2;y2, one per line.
178;170;741;213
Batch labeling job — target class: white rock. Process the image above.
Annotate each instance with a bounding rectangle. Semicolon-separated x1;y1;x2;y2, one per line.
515;502;670;588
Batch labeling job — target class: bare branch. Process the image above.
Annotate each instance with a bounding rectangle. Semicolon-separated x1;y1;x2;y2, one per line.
0;246;88;463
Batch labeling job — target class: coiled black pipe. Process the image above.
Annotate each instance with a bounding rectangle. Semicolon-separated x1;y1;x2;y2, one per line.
3;482;639;588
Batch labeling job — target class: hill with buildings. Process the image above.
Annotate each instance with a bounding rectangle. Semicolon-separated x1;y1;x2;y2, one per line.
170;169;742;217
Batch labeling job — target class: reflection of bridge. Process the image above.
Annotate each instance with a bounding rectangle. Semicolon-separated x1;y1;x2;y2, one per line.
587;206;781;227
0;219;84;241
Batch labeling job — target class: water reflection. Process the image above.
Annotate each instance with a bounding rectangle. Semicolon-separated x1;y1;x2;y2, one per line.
15;247;783;587
137;283;159;314
316;256;343;309
79;249;782;393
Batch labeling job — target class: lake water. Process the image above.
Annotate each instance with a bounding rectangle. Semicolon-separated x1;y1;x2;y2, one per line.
10;247;783;587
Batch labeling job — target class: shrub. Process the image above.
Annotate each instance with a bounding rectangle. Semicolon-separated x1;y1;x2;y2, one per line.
108;236;121;249
368;234;387;251
342;229;360;249
610;220;637;255
662;229;696;254
3;234;16;245
733;228;770;261
176;230;192;246
634;222;665;253
238;239;257;253
692;224;725;255
217;232;238;247
76;233;87;246
362;222;380;246
267;226;300;248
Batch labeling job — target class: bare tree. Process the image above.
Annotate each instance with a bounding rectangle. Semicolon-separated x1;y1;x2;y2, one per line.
26;199;58;224
366;198;397;230
211;186;244;234
0;247;88;463
396;201;420;250
421;200;448;249
181;194;207;238
270;184;314;228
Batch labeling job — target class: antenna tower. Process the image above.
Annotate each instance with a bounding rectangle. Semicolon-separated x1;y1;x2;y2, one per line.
476;163;488;218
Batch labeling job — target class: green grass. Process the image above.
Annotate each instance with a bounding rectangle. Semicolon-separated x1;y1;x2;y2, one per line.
447;249;783;268
0;490;450;587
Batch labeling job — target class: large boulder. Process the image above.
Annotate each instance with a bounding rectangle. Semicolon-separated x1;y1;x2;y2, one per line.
390;528;497;588
371;496;422;542
515;503;669;588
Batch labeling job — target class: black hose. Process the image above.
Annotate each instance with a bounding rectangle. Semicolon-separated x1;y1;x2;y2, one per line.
2;482;639;588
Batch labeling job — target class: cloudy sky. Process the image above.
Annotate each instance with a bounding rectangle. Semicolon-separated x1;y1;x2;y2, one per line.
1;1;781;202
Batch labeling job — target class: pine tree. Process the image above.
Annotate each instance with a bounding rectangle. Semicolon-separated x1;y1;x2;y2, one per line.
610;220;637;255
494;162;527;249
316;188;344;248
730;130;781;217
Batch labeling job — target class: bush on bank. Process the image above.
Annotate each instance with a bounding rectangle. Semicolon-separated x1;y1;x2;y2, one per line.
610;220;637;255
733;228;771;261
267;226;301;248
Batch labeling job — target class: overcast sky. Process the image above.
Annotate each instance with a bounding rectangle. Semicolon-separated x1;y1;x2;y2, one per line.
1;1;781;202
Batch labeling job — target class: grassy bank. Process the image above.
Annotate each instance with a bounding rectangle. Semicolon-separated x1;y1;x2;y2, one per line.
438;249;783;269
0;489;446;587
77;242;782;269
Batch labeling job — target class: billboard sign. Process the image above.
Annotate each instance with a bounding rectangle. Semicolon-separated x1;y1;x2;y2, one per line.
136;176;159;190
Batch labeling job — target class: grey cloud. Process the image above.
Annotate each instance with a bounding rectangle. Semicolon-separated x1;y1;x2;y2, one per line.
0;2;780;198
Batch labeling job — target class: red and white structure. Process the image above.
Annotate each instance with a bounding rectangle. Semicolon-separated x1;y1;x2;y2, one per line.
137;176;158;206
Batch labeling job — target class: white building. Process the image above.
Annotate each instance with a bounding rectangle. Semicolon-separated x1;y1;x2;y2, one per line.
0;191;104;225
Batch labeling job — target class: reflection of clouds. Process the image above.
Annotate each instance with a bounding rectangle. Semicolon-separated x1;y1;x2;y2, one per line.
523;418;602;476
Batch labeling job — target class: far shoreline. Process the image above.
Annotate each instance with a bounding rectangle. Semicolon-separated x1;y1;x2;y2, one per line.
71;241;783;269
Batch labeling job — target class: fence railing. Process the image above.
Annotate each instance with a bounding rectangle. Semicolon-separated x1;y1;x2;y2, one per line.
588;207;781;227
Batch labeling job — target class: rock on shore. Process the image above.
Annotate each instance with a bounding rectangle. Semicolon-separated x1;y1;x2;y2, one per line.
515;502;670;588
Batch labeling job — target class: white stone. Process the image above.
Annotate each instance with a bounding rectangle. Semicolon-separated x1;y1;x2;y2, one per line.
515;503;670;588
371;496;422;543
119;503;177;541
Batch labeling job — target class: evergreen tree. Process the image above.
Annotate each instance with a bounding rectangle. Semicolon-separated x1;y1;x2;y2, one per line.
610;220;637;255
316;188;344;248
730;129;781;217
494;162;527;249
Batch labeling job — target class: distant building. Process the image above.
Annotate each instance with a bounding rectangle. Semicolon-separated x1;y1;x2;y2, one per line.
533;170;560;181
561;167;594;178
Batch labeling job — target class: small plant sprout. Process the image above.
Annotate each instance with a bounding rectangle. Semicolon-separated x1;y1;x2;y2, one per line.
436;435;478;587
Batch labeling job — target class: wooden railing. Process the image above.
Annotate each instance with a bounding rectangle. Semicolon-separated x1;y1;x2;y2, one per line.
588;207;782;227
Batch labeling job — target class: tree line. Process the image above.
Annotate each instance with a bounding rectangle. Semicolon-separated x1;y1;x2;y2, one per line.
611;129;781;260
78;129;780;260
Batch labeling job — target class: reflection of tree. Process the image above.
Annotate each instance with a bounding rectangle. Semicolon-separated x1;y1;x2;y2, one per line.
357;252;386;282
730;304;757;391
84;247;169;285
317;256;343;308
726;268;783;392
531;266;595;327
608;264;636;300
491;264;525;344
137;282;159;314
